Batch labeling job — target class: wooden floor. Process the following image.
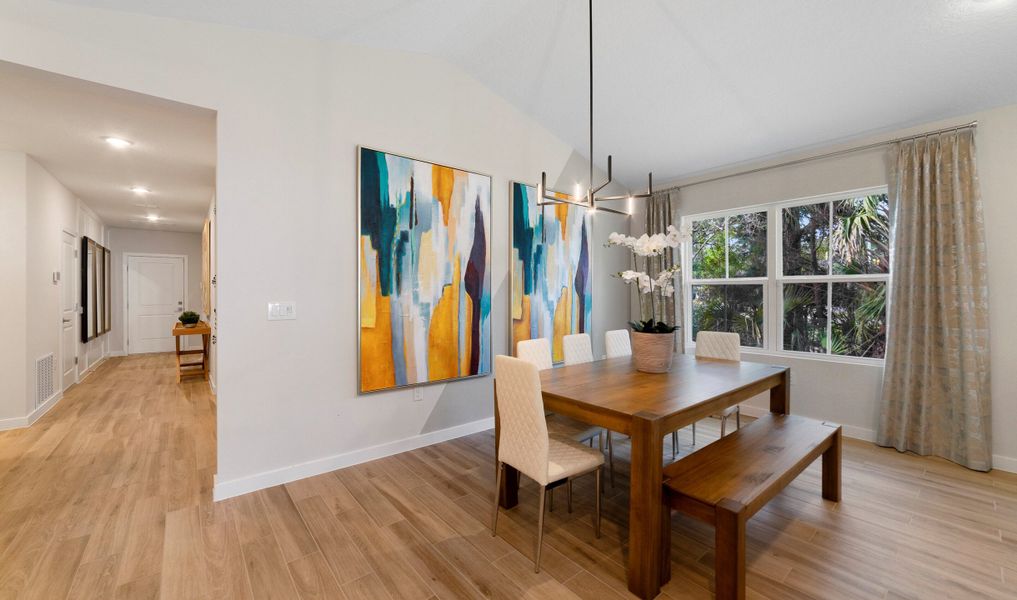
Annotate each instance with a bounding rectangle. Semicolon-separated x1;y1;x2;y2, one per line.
1;355;1016;599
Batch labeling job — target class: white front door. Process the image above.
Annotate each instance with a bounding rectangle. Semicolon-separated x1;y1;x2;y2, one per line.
60;231;78;390
128;255;185;354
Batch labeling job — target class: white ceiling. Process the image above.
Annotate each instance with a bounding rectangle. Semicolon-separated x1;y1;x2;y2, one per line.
0;60;215;232
54;0;1017;188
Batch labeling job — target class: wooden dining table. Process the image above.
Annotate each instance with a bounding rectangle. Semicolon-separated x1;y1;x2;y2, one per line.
494;353;790;599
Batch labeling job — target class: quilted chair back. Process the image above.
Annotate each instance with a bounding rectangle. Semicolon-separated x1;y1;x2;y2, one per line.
604;329;632;358
563;333;594;365
695;331;741;361
494;355;549;484
516;337;554;370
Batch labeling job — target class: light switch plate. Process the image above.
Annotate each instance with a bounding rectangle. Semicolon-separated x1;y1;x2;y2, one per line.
413;387;424;401
267;301;297;321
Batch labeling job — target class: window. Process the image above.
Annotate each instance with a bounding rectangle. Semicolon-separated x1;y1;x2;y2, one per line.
683;188;891;362
689;210;767;347
780;194;889;359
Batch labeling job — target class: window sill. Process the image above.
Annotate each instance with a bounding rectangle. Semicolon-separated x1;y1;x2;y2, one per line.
687;343;886;368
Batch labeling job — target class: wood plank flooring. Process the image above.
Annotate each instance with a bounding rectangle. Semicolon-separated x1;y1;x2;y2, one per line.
1;353;1016;599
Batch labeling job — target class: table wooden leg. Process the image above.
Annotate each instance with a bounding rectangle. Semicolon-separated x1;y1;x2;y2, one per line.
628;413;664;599
494;381;519;508
770;370;789;415
174;336;181;383
202;334;209;381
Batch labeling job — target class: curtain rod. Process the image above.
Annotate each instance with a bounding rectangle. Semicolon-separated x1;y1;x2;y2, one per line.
660;120;978;193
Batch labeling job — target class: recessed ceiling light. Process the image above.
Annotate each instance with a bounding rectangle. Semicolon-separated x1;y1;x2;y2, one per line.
102;136;133;149
130;186;150;195
146;214;160;222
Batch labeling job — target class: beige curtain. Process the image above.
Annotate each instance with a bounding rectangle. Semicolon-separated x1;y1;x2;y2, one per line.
877;128;992;471
639;189;684;351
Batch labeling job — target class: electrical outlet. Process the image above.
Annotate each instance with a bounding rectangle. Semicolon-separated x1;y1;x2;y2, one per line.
413;387;424;401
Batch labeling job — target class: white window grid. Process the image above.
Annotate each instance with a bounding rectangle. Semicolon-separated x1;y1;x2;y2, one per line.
681;186;890;365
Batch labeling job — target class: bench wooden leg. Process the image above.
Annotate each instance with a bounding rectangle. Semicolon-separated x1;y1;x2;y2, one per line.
715;499;746;600
822;427;842;502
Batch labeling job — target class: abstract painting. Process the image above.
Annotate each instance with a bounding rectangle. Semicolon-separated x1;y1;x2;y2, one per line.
359;147;492;393
511;181;593;363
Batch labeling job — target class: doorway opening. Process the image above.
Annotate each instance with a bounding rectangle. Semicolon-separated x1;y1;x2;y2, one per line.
0;59;218;482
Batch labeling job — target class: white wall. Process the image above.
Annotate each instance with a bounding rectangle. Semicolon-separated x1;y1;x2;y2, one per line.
0;1;633;497
0;152;106;428
76;194;107;375
0;151;28;422
25;156;78;411
660;103;1017;472
107;227;203;354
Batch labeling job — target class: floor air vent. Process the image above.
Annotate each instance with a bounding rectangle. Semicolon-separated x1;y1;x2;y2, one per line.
36;353;55;407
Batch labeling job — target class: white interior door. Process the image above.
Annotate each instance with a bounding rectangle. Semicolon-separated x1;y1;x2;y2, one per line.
128;255;185;354
60;231;78;390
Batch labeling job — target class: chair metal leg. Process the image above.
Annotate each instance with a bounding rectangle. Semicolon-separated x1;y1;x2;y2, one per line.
491;462;502;536
607;432;615;489
736;407;741;429
535;486;547;573
567;479;573;513
594;468;602;538
692;422;697;445
671;431;678;458
721;414;727;437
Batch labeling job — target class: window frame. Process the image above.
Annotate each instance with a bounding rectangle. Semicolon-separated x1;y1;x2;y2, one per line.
684;205;771;351
682;186;890;365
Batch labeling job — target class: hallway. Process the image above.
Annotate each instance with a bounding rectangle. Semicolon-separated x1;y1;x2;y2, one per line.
0;354;215;598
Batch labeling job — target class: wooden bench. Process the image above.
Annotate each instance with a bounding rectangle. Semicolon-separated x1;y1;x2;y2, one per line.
661;414;842;600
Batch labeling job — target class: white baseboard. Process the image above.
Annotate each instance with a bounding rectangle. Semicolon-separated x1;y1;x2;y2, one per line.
737;405;1014;474
737;405;877;442
0;415;27;431
78;355;109;381
28;391;62;425
992;454;1017;474
212;416;495;502
107;351;126;357
0;391;63;431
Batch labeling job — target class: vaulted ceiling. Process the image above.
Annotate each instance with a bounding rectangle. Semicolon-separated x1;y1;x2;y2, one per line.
57;0;1017;187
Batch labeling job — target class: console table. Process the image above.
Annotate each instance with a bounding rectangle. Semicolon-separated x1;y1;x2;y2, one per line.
172;321;211;383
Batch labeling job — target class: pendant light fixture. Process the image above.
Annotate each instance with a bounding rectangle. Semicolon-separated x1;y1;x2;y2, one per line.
536;0;652;217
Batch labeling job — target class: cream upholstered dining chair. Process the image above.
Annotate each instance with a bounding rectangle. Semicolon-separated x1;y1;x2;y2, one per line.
492;355;603;572
693;331;743;443
562;333;615;486
603;329;685;460
516;337;554;370
563;333;594;364
517;337;611;500
604;329;632;359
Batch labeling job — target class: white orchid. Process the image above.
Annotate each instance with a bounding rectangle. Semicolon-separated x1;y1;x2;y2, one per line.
607;232;630;246
609;226;686;257
617;270;653;293
665;224;691;248
609;225;684;330
653;270;674;289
